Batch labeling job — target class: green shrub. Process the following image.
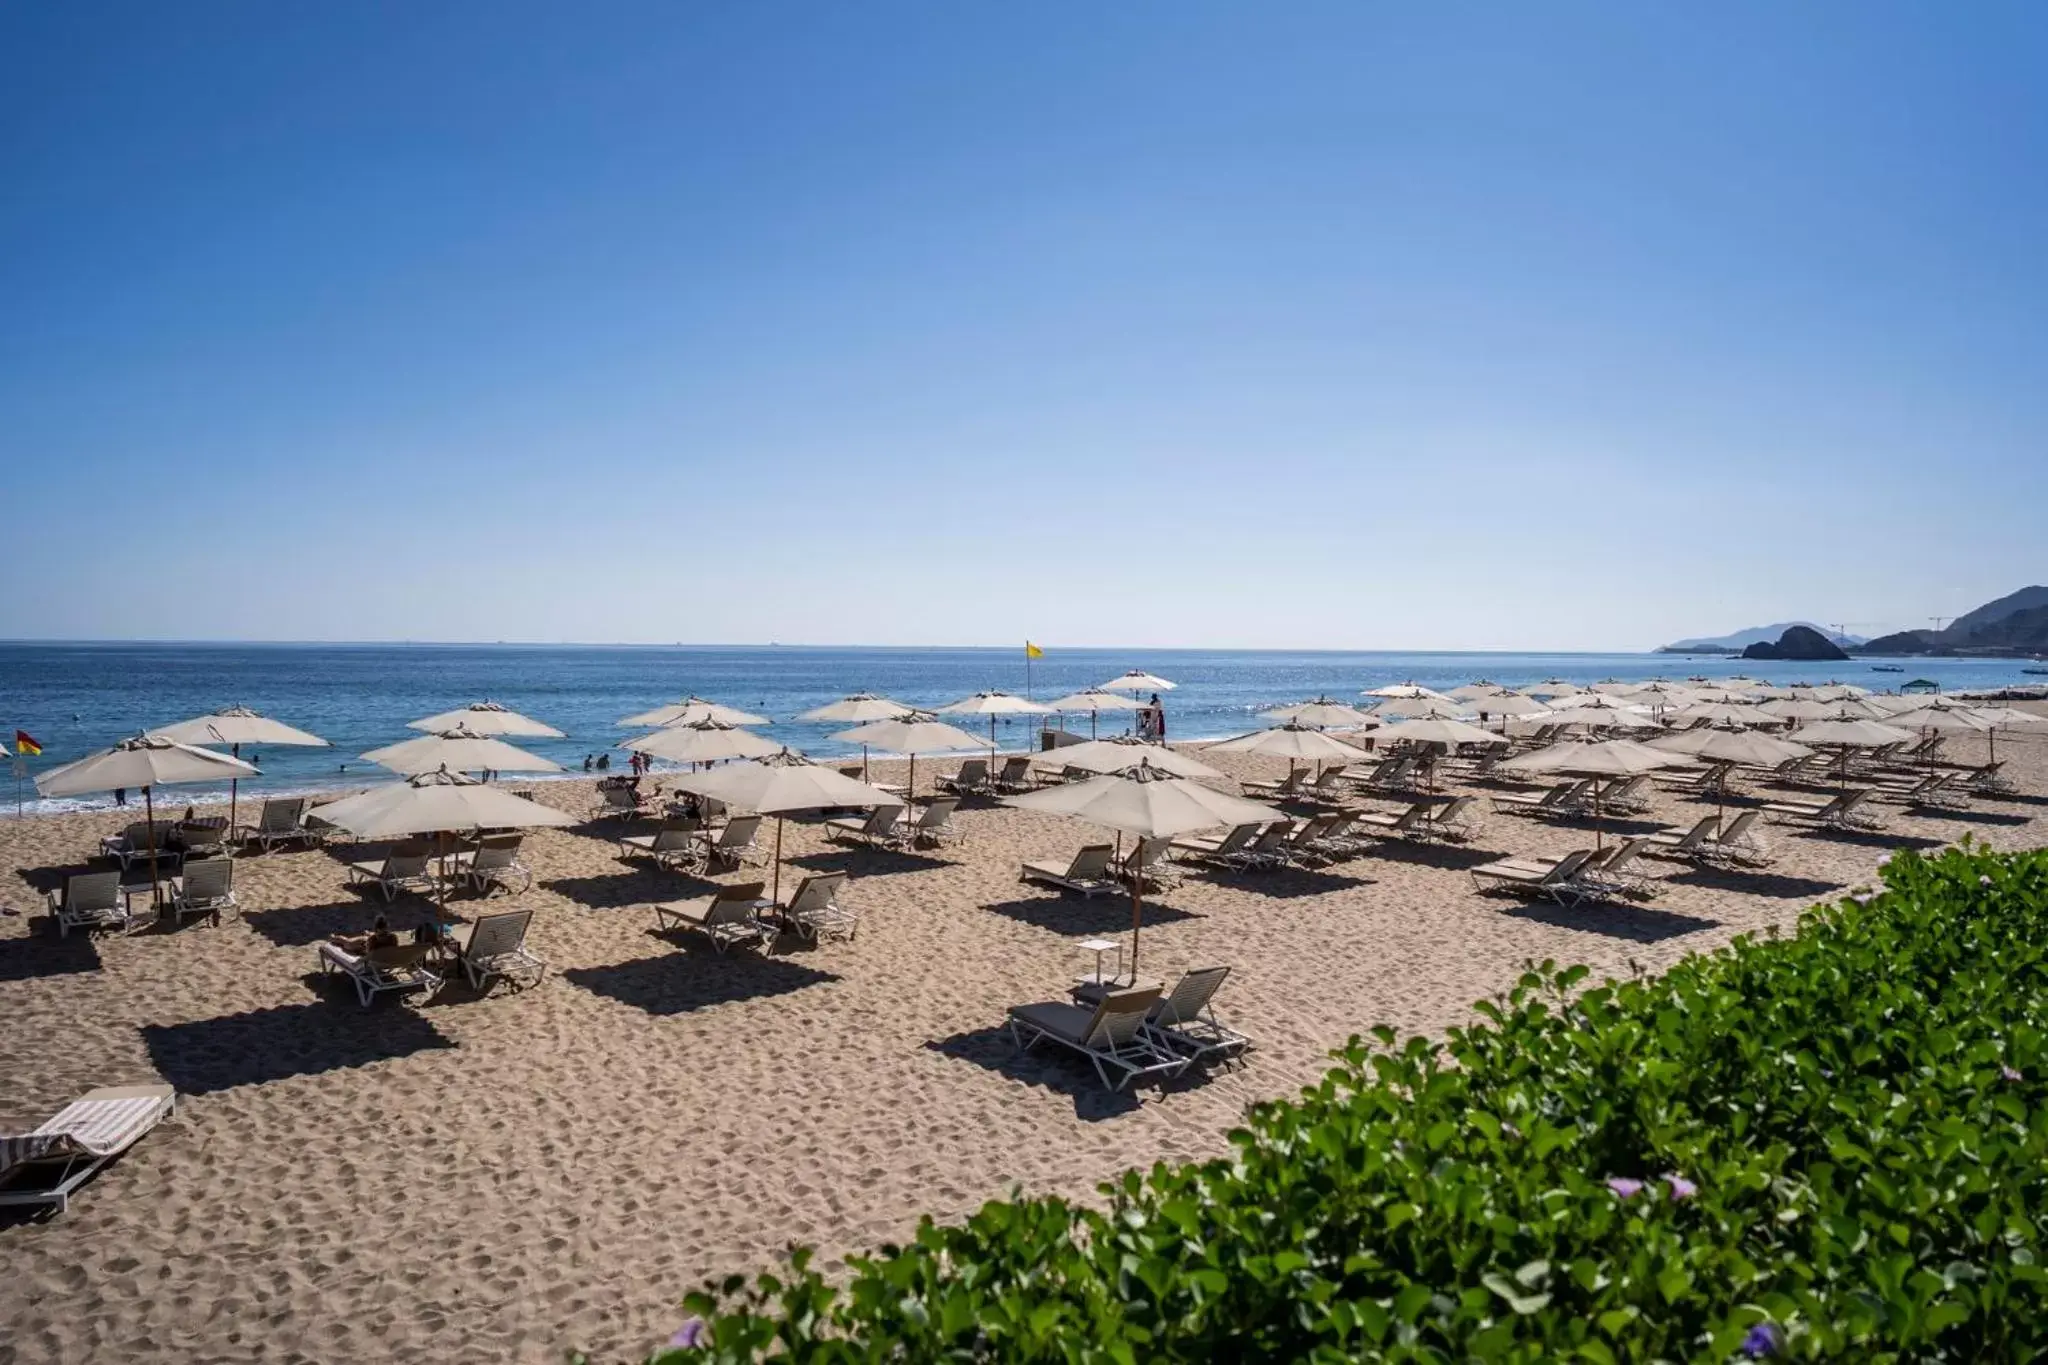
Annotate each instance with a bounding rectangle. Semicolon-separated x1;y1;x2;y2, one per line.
645;841;2048;1362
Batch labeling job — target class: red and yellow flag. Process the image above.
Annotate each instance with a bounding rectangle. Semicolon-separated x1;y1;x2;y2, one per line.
14;730;41;756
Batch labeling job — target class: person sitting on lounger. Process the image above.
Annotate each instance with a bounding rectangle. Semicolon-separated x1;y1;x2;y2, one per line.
330;915;400;956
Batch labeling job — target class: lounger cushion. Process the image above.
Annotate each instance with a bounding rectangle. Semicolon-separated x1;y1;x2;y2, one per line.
1007;1001;1095;1044
0;1084;175;1170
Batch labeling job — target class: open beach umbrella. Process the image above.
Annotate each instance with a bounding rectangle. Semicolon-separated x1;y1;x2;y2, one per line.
1030;738;1225;780
1005;762;1275;972
1099;671;1177;693
406;701;566;738
1789;717;1917;781
1261;697;1375;728
797;694;918;777
1363;682;1453;701
1207;724;1373;764
1043;689;1143;740
1521;679;1583;699
1373;717;1505;791
38;736;259;902
1500;739;1695;848
666;751;903;899
936;691;1056;751
1649;727;1813;824
619;721;783;766
308;768;577;840
1968;706;2048;764
1461;692;1550;723
363;725;565;777
1367;695;1473;721
833;716;993;805
1447;682;1515;702
1672;702;1772;728
619;696;771;728
1538;698;1659;731
148;706;329;828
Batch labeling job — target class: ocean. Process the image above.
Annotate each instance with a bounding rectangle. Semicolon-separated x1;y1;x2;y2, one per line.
2;642;2036;814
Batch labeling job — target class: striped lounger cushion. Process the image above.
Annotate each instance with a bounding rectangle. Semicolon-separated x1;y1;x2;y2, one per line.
0;1087;175;1171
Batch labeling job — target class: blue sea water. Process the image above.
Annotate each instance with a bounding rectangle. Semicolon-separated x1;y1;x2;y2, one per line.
0;642;2036;814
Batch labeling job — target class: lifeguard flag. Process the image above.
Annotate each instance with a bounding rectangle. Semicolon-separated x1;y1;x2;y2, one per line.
1024;641;1044;659
15;730;42;755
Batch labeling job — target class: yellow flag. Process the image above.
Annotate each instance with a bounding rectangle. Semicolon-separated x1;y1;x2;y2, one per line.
1025;641;1044;659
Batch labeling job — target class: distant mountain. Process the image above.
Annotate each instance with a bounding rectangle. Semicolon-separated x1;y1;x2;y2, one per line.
1853;586;2048;656
1660;622;1865;653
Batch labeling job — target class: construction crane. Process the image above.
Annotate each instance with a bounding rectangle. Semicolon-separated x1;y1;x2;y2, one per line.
1929;616;1952;632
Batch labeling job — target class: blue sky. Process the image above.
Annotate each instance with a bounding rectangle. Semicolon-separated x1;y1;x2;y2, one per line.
4;3;2044;649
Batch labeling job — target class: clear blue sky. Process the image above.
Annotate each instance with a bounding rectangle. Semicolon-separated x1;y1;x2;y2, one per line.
4;3;2044;649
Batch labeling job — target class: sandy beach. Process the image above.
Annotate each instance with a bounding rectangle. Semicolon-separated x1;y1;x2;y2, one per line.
4;724;2045;1363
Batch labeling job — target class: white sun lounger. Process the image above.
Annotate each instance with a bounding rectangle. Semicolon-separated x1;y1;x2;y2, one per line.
653;881;772;953
1020;843;1118;897
317;942;443;1007
345;848;436;902
46;870;133;938
700;814;766;871
901;796;962;847
235;796;314;852
1007;985;1188;1091
0;1083;177;1215
780;871;855;943
1142;966;1251;1067
827;805;903;847
449;907;546;992
168;857;238;925
459;836;533;896
1469;849;1597;906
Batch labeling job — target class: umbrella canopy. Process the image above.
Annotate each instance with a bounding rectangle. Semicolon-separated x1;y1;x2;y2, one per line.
1367;695;1473;720
1536;701;1659;731
795;693;917;724
1888;693;1986;715
1447;682;1515;701
620;721;784;764
1099;671;1177;692
1005;762;1276;839
1362;682;1453;701
1501;738;1697;779
1261;697;1375;728
1789;718;1917;748
1970;706;2048;730
37;734;258;798
668;752;905;898
1883;707;1992;734
1626;680;1703;700
1463;692;1551;717
149;707;329;749
406;701;565;738
1520;680;1583;699
1648;728;1812;766
1044;689;1144;713
308;768;577;840
1373;717;1506;749
1031;739;1225;780
1688;686;1760;703
1205;724;1373;764
1756;698;1837;722
363;726;565;775
1671;702;1772;727
833;717;991;755
619;696;771;728
938;690;1057;718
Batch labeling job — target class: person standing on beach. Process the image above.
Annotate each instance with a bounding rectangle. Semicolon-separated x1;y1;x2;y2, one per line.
1149;693;1166;741
113;787;127;807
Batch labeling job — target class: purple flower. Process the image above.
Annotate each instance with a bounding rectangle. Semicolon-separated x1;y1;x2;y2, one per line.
1980;875;1995;888
1665;1173;1698;1200
1741;1322;1782;1358
668;1318;709;1350
1877;853;1892;867
2003;1065;2023;1082
1606;1177;1645;1199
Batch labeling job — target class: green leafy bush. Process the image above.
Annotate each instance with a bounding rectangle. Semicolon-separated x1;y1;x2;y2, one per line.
648;842;2048;1361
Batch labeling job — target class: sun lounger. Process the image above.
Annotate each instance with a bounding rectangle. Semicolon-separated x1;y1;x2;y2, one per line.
234;797;313;852
1226;820;1298;870
454;835;532;896
827;805;903;847
1421;794;1480;842
652;881;772;953
1275;814;1340;865
1142;966;1251;1067
99;821;181;873
1701;809;1769;865
1169;822;1261;864
1006;985;1187;1091
1020;843;1118;896
175;819;229;859
45;870;132;938
0;1083;177;1215
1470;849;1597;906
1113;837;1183;889
1354;801;1432;839
1646;815;1720;861
167;857;237;926
1761;788;1878;831
1490;781;1583;818
598;784;648;821
780;872;855;943
1581;838;1658;898
699;814;765;871
993;756;1038;793
1310;813;1368;859
448;908;546;992
1241;769;1307;801
1295;767;1352;804
901;796;962;847
345;848;436;901
620;823;703;872
317;941;442;1007
936;759;993;798
1597;775;1654;814
1349;756;1417;793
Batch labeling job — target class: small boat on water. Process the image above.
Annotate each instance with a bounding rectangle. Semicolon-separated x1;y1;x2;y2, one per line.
1871;664;1905;673
2025;667;2048;676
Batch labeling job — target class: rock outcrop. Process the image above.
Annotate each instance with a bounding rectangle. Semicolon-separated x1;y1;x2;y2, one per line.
1742;625;1851;662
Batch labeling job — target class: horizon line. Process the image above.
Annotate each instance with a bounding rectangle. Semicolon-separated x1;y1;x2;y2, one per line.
0;636;1695;655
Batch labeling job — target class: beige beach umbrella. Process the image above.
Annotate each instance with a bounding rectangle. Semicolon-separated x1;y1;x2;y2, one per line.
1672;702;1773;728
1261;697;1375;728
1206;724;1373;764
936;690;1056;751
834;716;994;805
1363;682;1453;701
1688;686;1761;703
38;736;260;902
1447;682;1515;702
1886;705;1991;734
620;721;783;765
1789;716;1917;781
1030;738;1225;781
1500;739;1695;848
1044;689;1143;740
1099;671;1177;693
1367;695;1473;721
1968;706;2048;764
364;725;565;776
1520;679;1583;699
1757;698;1837;722
1649;727;1813;821
1864;694;1928;715
620;696;771;728
1462;692;1551;719
1375;717;1504;749
406;701;566;738
1005;763;1276;972
1538;698;1659;731
148;706;329;828
1588;680;1641;695
307;768;576;841
796;693;916;725
667;751;903;900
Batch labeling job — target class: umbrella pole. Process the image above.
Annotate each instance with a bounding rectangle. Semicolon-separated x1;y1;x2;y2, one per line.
144;786;161;908
230;742;240;832
773;818;784;903
1129;881;1143;978
862;743;870;784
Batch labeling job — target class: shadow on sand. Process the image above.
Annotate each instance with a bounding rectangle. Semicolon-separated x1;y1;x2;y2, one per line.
926;1023;1204;1119
562;951;837;1016
143;1000;455;1094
